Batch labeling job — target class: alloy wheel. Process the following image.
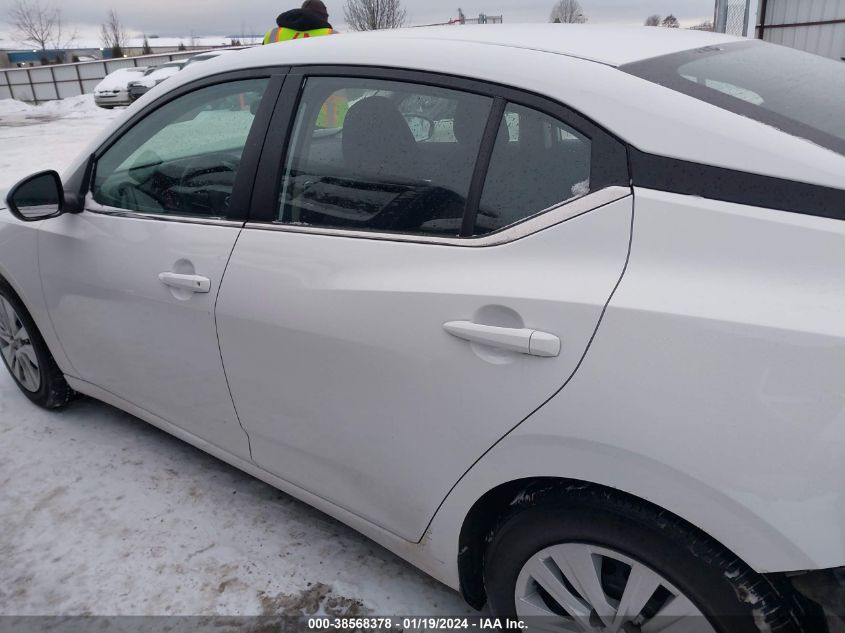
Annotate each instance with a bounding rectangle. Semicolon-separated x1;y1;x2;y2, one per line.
0;296;41;392
514;543;717;632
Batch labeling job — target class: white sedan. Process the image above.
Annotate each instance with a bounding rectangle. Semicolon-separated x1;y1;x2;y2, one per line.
126;61;186;101
2;25;844;632
93;66;148;108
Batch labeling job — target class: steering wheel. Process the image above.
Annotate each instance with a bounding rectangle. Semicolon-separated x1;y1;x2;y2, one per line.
114;181;166;213
173;155;239;215
178;156;238;190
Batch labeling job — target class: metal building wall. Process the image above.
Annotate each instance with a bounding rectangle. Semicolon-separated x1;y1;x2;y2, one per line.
758;0;845;60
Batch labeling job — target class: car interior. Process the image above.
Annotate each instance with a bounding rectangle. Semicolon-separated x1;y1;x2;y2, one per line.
92;84;265;217
280;86;592;236
91;77;592;233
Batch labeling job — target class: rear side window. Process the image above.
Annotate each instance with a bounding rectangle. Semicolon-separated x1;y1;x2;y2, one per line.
475;102;591;235
266;72;627;240
277;76;493;236
622;41;845;156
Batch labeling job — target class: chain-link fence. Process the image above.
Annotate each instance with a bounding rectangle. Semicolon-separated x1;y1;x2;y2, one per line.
0;49;224;104
714;0;750;35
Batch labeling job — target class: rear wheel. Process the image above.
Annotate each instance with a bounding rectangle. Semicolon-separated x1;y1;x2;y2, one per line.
0;283;74;408
483;487;805;632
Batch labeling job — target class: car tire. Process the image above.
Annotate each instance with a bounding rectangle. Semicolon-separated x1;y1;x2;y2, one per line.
0;281;75;409
483;485;807;633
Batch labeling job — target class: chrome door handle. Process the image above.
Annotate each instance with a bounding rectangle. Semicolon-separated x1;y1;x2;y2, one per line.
443;320;561;357
158;272;211;293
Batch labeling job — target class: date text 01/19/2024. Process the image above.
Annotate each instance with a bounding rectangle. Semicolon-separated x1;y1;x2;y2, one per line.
306;618;528;630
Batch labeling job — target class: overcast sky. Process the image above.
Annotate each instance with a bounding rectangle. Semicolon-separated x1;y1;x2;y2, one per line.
1;0;716;40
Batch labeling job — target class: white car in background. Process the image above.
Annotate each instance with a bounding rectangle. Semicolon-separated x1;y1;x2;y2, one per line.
127;61;186;101
183;48;245;67
93;66;148;108
2;25;845;632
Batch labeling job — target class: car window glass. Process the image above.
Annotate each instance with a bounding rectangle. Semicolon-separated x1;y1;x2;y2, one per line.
277;76;493;236
475;102;591;235
92;78;268;218
624;42;845;155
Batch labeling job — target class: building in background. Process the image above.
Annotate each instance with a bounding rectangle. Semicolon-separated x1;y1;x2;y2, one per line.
714;0;845;60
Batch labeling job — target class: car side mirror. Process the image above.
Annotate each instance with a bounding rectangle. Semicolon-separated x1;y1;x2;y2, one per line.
6;170;64;222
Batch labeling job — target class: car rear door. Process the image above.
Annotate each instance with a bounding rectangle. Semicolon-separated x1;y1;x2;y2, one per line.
216;69;633;539
38;73;280;460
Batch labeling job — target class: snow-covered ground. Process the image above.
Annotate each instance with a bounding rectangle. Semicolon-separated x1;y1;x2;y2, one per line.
0;95;120;199
0;96;474;617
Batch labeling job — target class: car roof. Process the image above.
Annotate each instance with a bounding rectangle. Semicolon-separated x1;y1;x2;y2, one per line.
360;24;745;66
110;25;845;191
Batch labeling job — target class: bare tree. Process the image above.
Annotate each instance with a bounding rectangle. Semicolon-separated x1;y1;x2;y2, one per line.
100;9;128;57
549;0;587;23
8;0;75;53
661;14;680;28
644;14;661;26
344;0;407;31
141;34;153;55
689;19;714;31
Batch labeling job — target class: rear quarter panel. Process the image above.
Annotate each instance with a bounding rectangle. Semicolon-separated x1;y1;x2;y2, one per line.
427;188;845;585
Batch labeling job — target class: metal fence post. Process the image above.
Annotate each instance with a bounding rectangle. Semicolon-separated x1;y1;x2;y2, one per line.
26;67;35;105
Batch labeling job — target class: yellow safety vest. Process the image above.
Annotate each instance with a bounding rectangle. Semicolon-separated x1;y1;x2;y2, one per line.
262;27;333;44
316;93;349;128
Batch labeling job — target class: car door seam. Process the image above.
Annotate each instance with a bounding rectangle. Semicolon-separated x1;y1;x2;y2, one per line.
213;224;255;462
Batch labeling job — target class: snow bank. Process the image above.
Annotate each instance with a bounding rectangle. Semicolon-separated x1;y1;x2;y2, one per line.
0;98;33;115
0;95;120;197
0;94;108;118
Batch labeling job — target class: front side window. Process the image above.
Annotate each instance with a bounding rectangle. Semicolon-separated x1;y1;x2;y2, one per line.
277;77;493;236
93;78;268;218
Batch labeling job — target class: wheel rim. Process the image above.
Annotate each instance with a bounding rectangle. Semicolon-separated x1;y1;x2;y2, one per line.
0;296;41;393
514;543;717;633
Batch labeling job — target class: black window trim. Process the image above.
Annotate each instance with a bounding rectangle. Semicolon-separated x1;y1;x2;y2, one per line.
73;67;289;224
461;96;506;237
247;64;631;240
629;149;845;221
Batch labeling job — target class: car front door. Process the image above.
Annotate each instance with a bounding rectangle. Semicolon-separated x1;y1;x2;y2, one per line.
38;76;274;460
216;71;633;538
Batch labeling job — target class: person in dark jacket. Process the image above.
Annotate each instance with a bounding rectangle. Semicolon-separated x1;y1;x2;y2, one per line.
263;0;334;44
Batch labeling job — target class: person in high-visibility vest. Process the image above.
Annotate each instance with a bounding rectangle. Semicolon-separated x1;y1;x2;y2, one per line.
263;0;334;44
